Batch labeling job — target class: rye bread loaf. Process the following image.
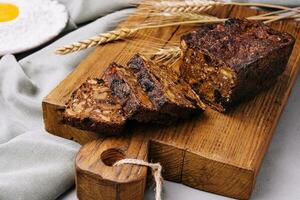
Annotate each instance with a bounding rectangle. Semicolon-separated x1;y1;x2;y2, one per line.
180;18;295;112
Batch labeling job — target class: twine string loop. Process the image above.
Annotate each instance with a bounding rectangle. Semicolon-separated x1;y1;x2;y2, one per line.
114;158;163;200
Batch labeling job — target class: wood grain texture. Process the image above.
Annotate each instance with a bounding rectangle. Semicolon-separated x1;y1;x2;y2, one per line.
42;5;300;200
76;132;148;200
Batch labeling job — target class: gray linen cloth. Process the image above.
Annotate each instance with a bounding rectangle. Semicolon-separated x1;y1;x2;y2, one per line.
0;0;134;200
0;0;299;200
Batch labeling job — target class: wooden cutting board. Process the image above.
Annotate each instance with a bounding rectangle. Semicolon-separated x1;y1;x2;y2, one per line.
42;5;300;200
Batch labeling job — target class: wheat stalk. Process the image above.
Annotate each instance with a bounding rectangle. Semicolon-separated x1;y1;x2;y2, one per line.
55;28;138;55
264;7;300;23
139;10;298;24
130;12;219;26
140;12;219;21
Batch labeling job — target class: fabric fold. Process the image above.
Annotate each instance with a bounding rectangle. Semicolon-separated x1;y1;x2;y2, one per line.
0;3;135;200
58;0;133;24
0;131;80;200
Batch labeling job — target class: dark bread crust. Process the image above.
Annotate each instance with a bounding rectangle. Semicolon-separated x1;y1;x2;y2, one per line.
63;78;125;135
102;62;172;123
127;54;206;118
181;18;295;111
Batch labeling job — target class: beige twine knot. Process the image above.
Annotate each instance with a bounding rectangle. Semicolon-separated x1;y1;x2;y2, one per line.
114;159;163;200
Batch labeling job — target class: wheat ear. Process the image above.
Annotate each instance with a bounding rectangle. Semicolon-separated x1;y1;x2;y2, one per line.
148;0;221;13
151;46;182;66
55;28;138;55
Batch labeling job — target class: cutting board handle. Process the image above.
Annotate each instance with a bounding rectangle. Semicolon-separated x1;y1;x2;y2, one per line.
75;133;149;200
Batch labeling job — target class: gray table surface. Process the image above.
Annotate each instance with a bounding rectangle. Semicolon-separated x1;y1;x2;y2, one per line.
59;75;300;200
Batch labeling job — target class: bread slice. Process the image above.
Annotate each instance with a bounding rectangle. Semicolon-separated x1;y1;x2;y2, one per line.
127;54;206;118
103;62;173;124
63;78;125;135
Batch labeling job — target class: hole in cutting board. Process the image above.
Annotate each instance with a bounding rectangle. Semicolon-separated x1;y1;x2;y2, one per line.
101;148;125;166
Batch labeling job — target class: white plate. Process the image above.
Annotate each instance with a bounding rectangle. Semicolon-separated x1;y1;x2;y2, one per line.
0;0;68;55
